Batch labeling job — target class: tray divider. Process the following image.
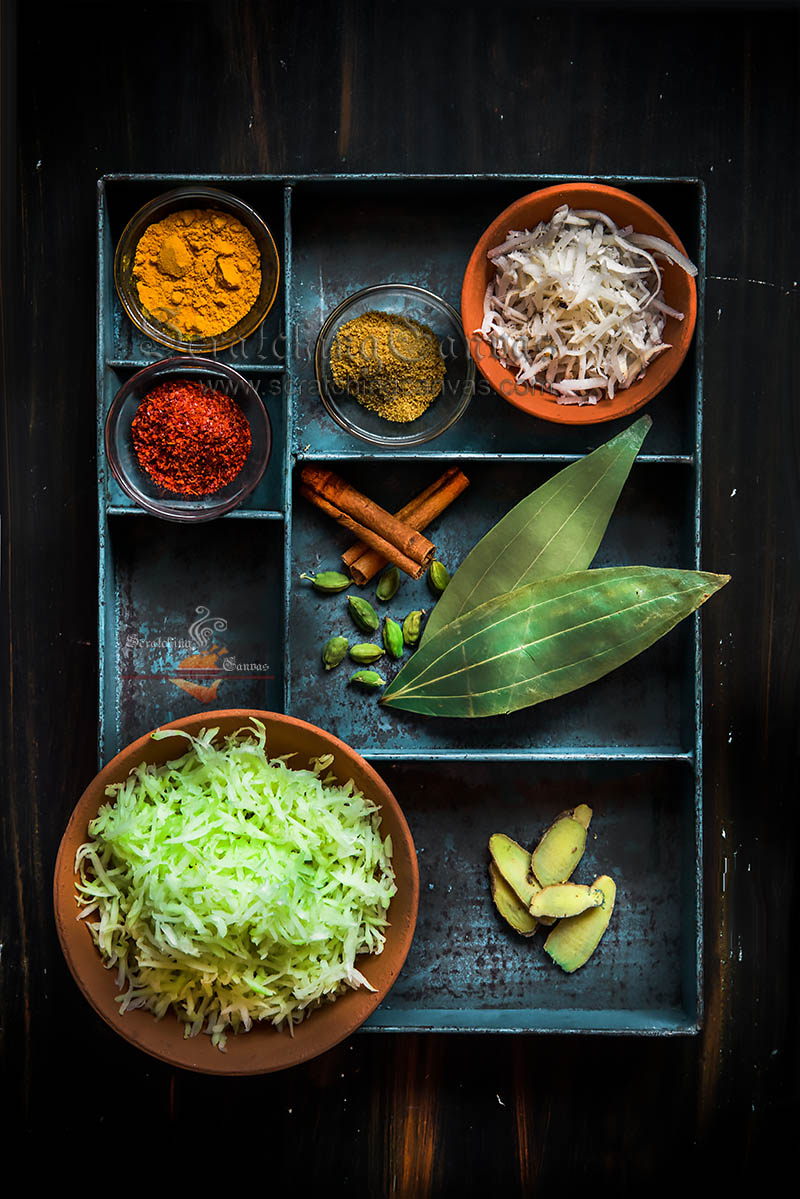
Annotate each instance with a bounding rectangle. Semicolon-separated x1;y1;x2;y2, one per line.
96;179;110;762
690;180;707;1028
364;747;697;762
294;450;697;465
104;507;287;520
106;359;286;374
282;183;294;715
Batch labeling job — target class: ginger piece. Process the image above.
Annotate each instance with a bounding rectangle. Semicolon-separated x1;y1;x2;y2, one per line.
489;833;555;926
552;803;593;830
488;833;540;908
489;862;538;937
530;883;604;919
571;804;593;830
531;815;588;887
544;875;616;973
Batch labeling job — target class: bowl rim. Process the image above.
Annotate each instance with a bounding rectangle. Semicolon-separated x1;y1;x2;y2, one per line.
113;184;281;354
461;182;698;426
104;355;272;522
53;709;420;1076
314;282;476;448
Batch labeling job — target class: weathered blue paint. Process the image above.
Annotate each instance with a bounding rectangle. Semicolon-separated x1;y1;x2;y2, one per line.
97;174;706;1035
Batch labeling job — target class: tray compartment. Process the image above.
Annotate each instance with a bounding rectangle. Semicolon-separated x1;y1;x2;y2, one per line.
101;177;288;368
289;177;702;460
289;457;698;757
365;758;700;1032
101;514;285;759
101;363;289;515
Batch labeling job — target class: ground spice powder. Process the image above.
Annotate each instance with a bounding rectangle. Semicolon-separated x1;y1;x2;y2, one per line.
132;208;261;340
131;379;251;496
329;310;446;422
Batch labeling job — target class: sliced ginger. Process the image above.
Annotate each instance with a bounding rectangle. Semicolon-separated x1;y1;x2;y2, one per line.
489;833;541;908
487;805;615;973
571;804;593;830
488;832;555;927
531;814;588;887
530;882;604;920
544;875;616;973
489;862;538;936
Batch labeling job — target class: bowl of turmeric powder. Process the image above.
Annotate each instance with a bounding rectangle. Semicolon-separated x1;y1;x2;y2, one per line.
114;186;280;353
315;284;475;448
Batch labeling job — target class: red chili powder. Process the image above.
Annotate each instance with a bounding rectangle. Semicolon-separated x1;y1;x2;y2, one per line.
131;378;251;496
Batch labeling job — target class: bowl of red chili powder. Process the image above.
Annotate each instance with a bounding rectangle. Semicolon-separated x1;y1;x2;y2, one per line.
105;358;271;521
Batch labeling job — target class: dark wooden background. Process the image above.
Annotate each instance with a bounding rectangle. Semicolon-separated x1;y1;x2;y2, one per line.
2;0;798;1184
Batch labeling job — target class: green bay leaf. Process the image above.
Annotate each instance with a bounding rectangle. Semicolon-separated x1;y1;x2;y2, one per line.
382;566;729;718
421;415;652;646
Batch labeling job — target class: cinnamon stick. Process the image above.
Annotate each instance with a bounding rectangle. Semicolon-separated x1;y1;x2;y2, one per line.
300;465;435;569
343;467;470;585
300;485;428;579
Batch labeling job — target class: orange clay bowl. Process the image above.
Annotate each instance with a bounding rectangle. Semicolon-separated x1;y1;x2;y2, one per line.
461;182;698;424
53;710;419;1075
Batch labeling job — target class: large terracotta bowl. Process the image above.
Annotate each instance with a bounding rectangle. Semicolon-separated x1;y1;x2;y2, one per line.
53;710;419;1075
461;182;698;424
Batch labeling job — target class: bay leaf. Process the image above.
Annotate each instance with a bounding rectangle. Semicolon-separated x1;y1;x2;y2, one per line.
421;415;651;646
382;566;729;718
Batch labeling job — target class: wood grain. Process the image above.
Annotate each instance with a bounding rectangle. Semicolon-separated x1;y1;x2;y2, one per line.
2;0;798;1182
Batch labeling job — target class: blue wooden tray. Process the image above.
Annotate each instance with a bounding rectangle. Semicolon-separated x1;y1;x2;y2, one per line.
96;173;706;1035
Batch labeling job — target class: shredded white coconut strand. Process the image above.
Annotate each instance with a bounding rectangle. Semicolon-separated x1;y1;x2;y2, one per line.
479;205;698;404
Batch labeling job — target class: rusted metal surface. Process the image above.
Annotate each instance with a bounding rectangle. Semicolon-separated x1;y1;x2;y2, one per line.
96;173;705;1035
367;760;698;1032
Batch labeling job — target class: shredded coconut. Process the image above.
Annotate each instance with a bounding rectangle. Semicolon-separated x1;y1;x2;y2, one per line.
479;205;697;405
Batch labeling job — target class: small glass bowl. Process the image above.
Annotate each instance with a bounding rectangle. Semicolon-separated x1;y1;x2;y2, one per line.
114;186;280;353
105;357;271;522
314;284;475;447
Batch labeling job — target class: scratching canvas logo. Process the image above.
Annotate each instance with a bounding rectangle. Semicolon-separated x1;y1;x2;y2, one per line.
122;605;272;702
169;606;231;703
169;606;273;703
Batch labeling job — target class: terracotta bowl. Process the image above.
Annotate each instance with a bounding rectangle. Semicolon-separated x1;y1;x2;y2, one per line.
53;710;419;1075
461;182;698;424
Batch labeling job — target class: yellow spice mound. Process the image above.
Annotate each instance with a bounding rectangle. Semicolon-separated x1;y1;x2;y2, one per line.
330;310;446;423
132;208;261;339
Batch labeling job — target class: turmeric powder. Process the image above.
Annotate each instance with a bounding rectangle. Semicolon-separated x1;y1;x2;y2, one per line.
132;208;261;340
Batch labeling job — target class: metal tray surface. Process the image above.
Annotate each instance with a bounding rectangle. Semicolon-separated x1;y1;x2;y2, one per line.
289;457;697;759
96;173;706;1035
367;759;700;1033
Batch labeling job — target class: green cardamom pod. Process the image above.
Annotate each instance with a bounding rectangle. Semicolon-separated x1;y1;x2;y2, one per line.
350;669;386;689
348;594;379;633
376;566;400;602
322;635;349;670
383;616;404;660
300;570;352;594
402;609;425;647
350;642;384;665
427;560;450;597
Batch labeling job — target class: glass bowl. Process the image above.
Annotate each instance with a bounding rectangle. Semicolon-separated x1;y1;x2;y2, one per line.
314;284;475;447
114;186;280;353
105;357;271;522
